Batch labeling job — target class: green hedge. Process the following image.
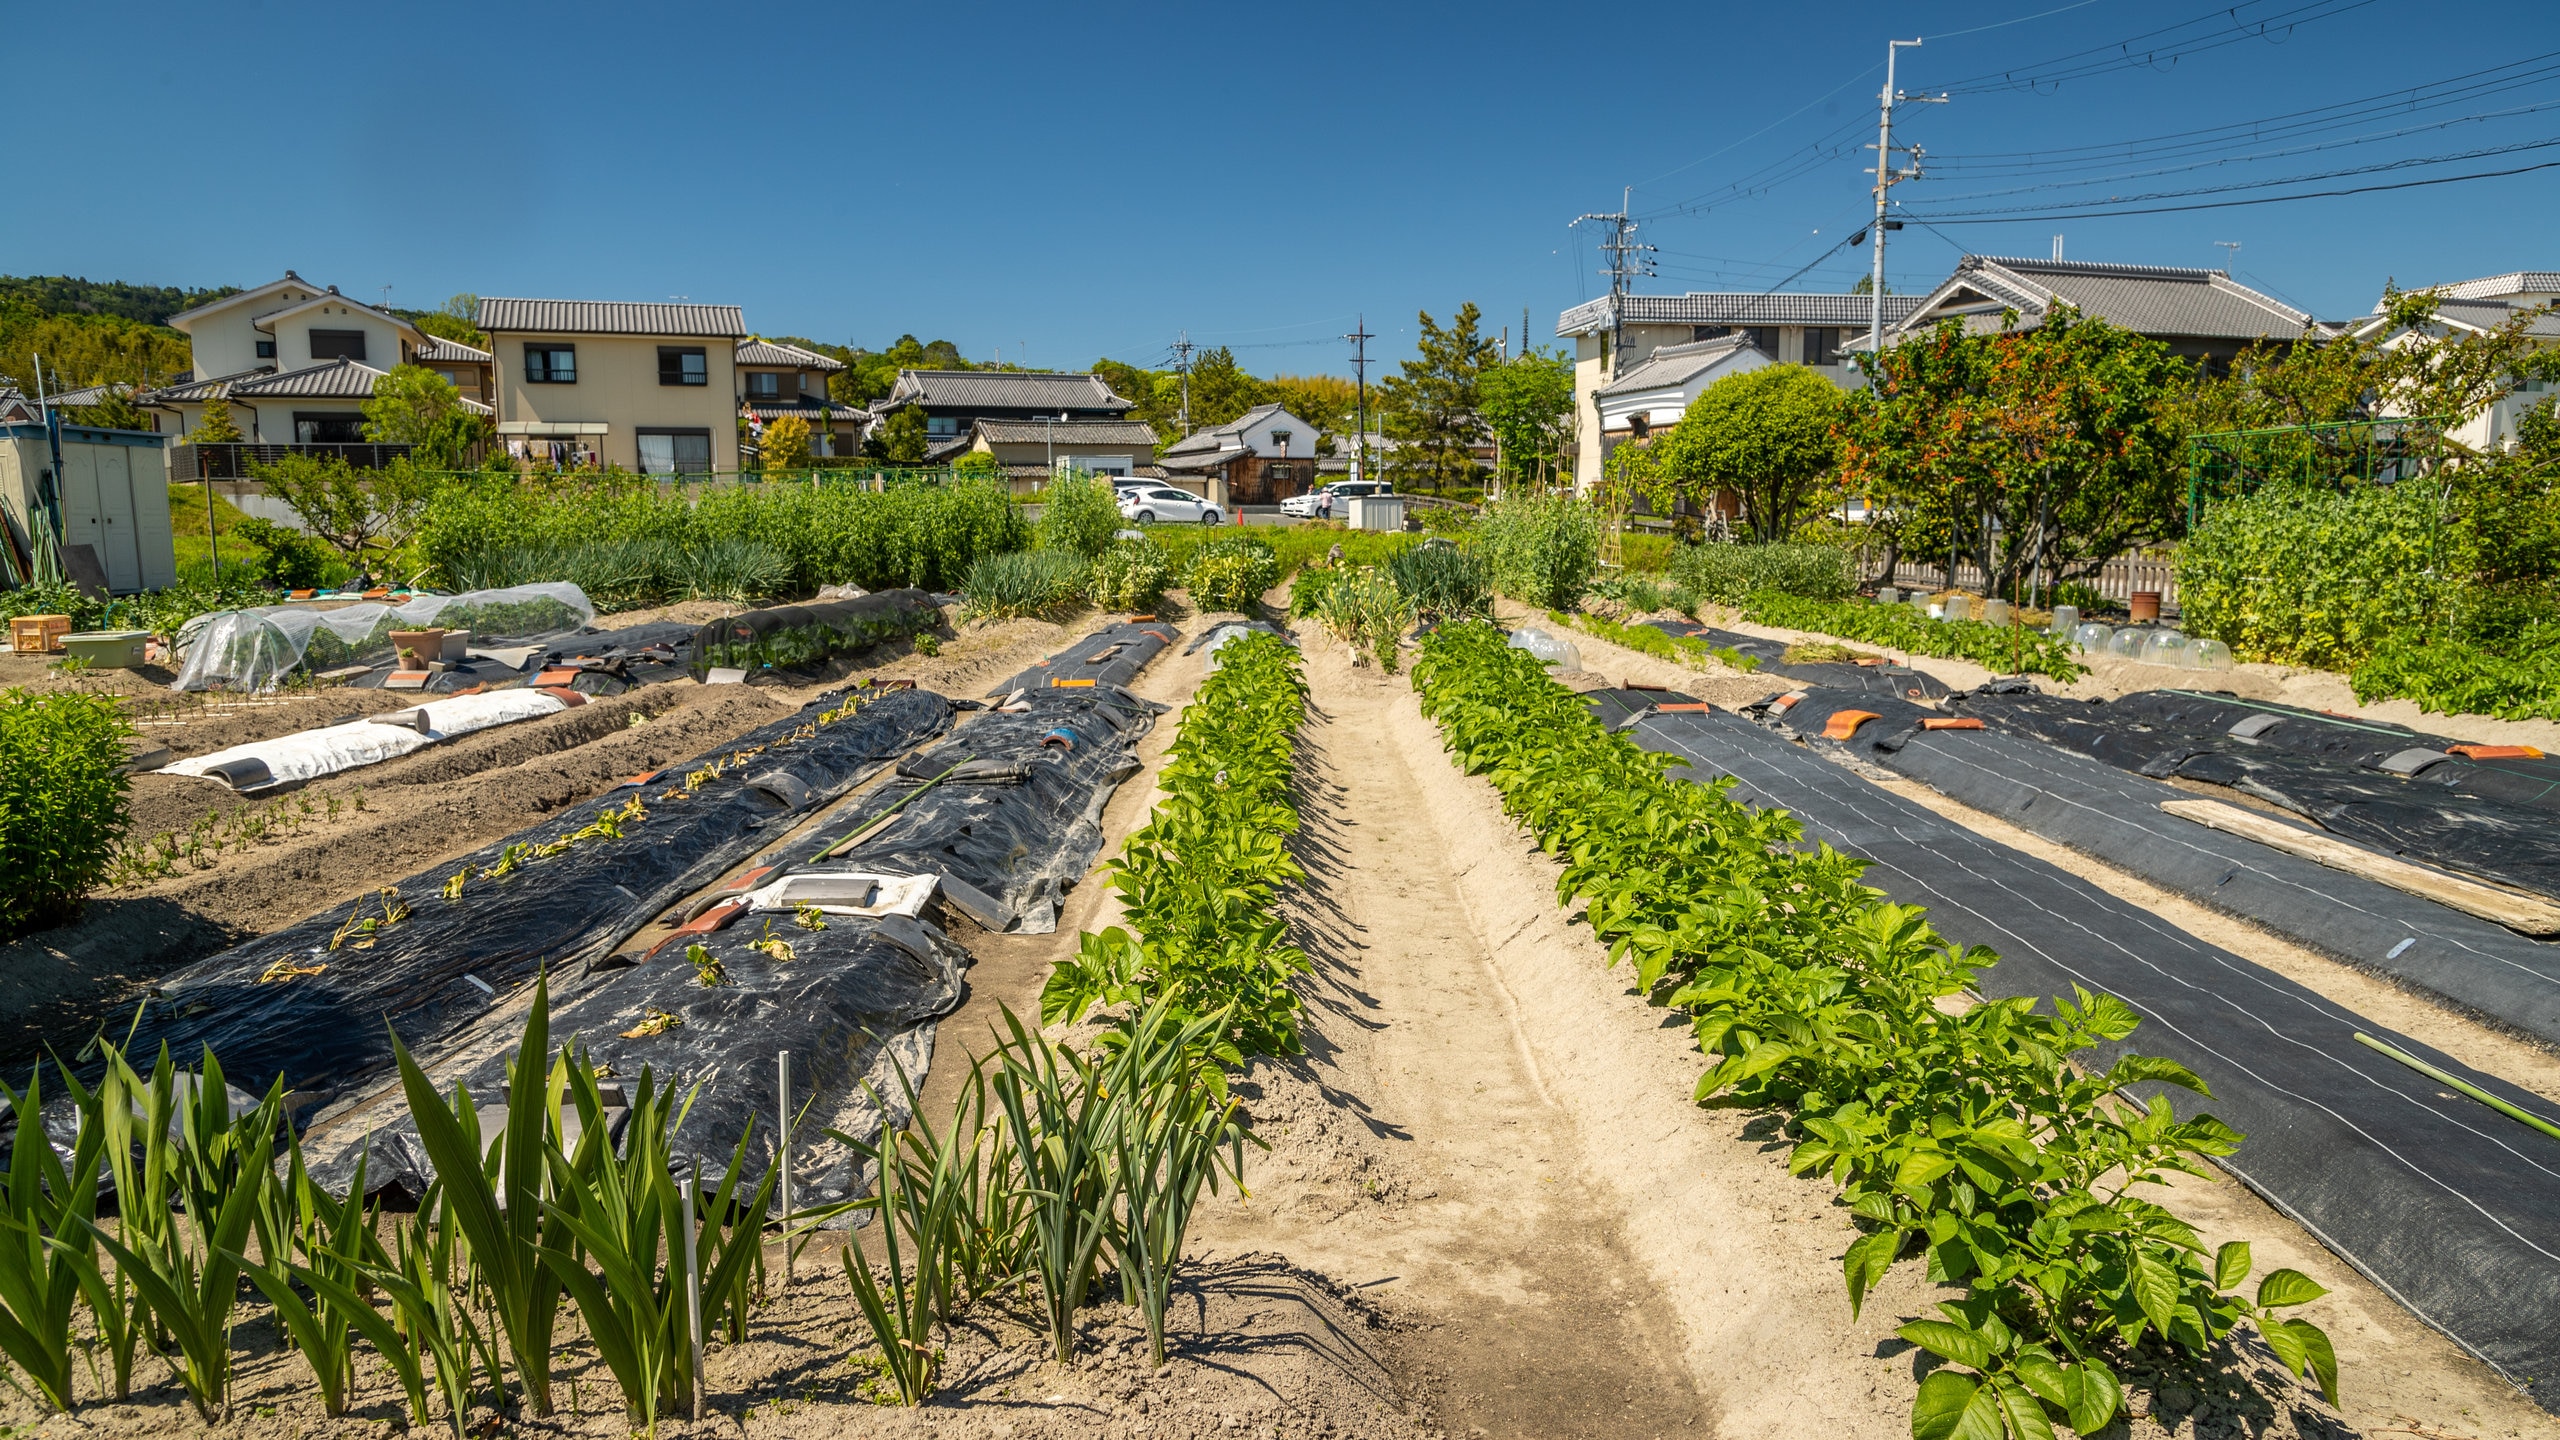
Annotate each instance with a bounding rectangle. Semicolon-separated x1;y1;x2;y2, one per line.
0;688;131;938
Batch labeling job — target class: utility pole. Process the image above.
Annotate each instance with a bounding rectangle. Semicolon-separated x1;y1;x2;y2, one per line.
1865;39;1944;355
1574;187;1654;379
1344;316;1373;484
1171;332;1196;438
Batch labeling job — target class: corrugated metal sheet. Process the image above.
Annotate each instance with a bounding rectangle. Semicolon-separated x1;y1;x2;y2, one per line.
1558;292;1921;337
884;369;1132;413
735;339;845;369
477;298;748;337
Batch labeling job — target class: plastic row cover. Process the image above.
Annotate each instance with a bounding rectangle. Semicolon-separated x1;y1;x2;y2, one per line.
172;584;597;693
986;620;1180;697
160;690;570;793
1612;697;2560;1410
100;684;953;1108
693;589;942;676
786;684;1162;935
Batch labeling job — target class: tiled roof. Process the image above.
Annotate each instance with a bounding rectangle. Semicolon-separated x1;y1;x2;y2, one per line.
924;433;977;462
0;387;38;422
1593;335;1763;397
1162;402;1300;455
416;335;491;363
229;357;393;400
2432;298;2560;338
477;298;748;337
970;418;1160;447
736;339;846;370
167;273;314;328
743;399;870;422
2423;272;2560;302
1559;292;1920;336
884;369;1132;414
140;364;278;403
1895;256;2314;342
1161;445;1246;473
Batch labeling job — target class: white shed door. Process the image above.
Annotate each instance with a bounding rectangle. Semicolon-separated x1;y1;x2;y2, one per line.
94;447;142;590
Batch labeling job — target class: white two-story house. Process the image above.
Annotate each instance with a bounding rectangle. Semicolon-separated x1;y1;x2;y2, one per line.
2345;270;2559;453
147;273;484;448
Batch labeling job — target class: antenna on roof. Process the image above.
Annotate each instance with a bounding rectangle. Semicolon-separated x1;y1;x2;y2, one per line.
2050;236;2064;263
2214;241;2242;270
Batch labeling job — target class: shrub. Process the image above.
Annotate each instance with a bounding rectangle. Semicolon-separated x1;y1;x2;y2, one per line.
1036;474;1124;560
0;580;102;631
1315;567;1415;671
2351;623;2560;721
1181;534;1281;611
1475;494;1601;609
961;550;1088;620
760;414;813;471
2176;483;2446;670
1668;542;1854;607
0;688;132;938
229;516;342;590
1386;542;1491;622
1087;539;1172;612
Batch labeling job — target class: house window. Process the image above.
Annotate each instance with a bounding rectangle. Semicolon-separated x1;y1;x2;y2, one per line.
637;427;713;475
309;329;367;362
659;346;708;386
746;372;782;399
1695;325;1776;354
1805;328;1841;366
293;412;367;443
925;417;958;437
1268;464;1295;483
255;340;277;359
525;344;577;383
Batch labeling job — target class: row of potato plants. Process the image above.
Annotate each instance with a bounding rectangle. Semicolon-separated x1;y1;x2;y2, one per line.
0;981;768;1434
1743;590;2086;682
830;633;1311;1402
1410;621;2336;1440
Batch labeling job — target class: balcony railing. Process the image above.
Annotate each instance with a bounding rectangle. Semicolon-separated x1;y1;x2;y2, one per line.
170;442;418;478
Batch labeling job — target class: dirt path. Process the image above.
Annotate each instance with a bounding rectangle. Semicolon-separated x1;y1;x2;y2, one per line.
1186;641;1713;1439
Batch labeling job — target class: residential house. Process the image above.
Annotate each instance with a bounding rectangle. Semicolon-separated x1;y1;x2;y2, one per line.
952;418;1166;495
1160;404;1319;506
145;273;475;448
736;339;869;457
882;370;1135;455
1885;255;2318;367
418;336;495;409
2344;270;2559;453
1557;291;1920;485
478;298;748;473
0;387;36;424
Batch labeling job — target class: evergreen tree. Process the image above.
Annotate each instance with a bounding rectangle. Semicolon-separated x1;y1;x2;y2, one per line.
192;395;245;443
1380;304;1497;493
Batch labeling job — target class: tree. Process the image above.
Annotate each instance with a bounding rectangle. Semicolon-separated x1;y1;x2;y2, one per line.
1265;374;1356;435
362;364;489;469
1380;304;1497;494
65;385;154;432
410;293;488;349
191;395;245;443
761;414;813;471
1647;365;1844;542
871;406;929;464
1;298;193;396
952;449;1005;478
1477;348;1576;491
2181;286;2560;440
251;454;434;559
1838;307;2190;596
1185;346;1267;432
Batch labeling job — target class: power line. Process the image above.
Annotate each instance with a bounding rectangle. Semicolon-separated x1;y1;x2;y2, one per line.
1916;134;2560;219
1933;0;2383;95
1911;155;2560;223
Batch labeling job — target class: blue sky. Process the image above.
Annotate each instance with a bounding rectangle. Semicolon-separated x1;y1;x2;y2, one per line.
9;0;2553;374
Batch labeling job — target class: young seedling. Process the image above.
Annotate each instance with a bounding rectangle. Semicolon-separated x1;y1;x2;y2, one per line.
686;942;729;987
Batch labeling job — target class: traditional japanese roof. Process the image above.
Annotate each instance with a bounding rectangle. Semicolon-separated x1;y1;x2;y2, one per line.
167;272;320;328
742;398;871;423
228;357;393;400
884;369;1132;413
1559;291;1919;337
477;298;748;337
139;364;279;403
736;339;846;370
2419;271;2560;303
1593;335;1762;398
1892;256;2315;343
969;418;1160;447
415;335;492;363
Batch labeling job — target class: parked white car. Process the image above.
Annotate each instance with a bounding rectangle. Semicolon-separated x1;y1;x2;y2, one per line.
1117;483;1223;526
1280;479;1391;519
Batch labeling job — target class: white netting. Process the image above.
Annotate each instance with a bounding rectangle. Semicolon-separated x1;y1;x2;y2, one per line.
170;584;595;692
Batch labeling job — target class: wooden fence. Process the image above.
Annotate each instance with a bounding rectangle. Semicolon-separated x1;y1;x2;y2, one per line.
1857;551;2182;615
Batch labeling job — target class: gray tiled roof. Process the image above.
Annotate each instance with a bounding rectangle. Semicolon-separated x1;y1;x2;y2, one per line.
0;386;38;422
2425;272;2560;302
229;358;392;400
477;298;748;337
2433;298;2560;338
1163;402;1298;453
743;398;870;422
140;365;278;403
1896;256;2313;342
924;433;977;463
1593;335;1763;397
970;418;1160;446
884;369;1132;414
415;335;491;363
1160;445;1246;473
1559;291;1920;336
736;339;846;370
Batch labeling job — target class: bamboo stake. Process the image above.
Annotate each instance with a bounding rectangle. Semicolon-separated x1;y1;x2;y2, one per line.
684;1164;705;1422
778;1050;794;1287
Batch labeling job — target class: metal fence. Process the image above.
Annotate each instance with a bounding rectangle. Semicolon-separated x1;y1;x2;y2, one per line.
2185;416;2450;528
171;442;424;478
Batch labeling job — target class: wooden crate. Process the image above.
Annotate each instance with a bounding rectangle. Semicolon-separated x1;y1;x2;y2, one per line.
10;615;72;654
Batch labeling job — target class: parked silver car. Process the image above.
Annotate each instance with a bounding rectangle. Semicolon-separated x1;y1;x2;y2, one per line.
1116;483;1224;526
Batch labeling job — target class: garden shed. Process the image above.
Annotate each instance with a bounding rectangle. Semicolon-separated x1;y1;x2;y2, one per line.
0;421;177;593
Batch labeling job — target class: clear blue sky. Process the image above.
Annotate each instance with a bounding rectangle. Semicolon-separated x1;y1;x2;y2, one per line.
9;0;2553;375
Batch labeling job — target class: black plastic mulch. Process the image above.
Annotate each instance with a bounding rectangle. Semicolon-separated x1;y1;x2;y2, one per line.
1638;619;1952;702
780;685;1161;935
987;620;1181;697
1598;691;2560;1410
1951;688;2560;902
98;686;954;1106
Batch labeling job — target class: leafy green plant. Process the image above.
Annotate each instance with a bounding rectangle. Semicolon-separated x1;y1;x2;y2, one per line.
1037;473;1125;559
2350;622;2560;721
1308;565;1414;671
960;550;1089;620
0;688;133;938
230;1143;381;1418
1087;537;1174;611
1553;608;1756;673
1410;621;2336;1435
1667;541;1853;606
1386;542;1491;622
986;1007;1122;1366
0;1067;106;1411
2176;481;2447;670
1740;591;2083;682
1180;533;1283;611
1474;493;1602;609
1103;1000;1251;1365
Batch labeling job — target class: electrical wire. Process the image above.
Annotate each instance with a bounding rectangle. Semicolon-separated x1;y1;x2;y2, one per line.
1933;0;2383;95
1917;134;2560;218
1910;155;2560;223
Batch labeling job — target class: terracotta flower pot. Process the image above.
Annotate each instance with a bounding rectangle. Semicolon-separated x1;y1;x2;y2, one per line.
2128;591;2162;623
388;628;446;672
